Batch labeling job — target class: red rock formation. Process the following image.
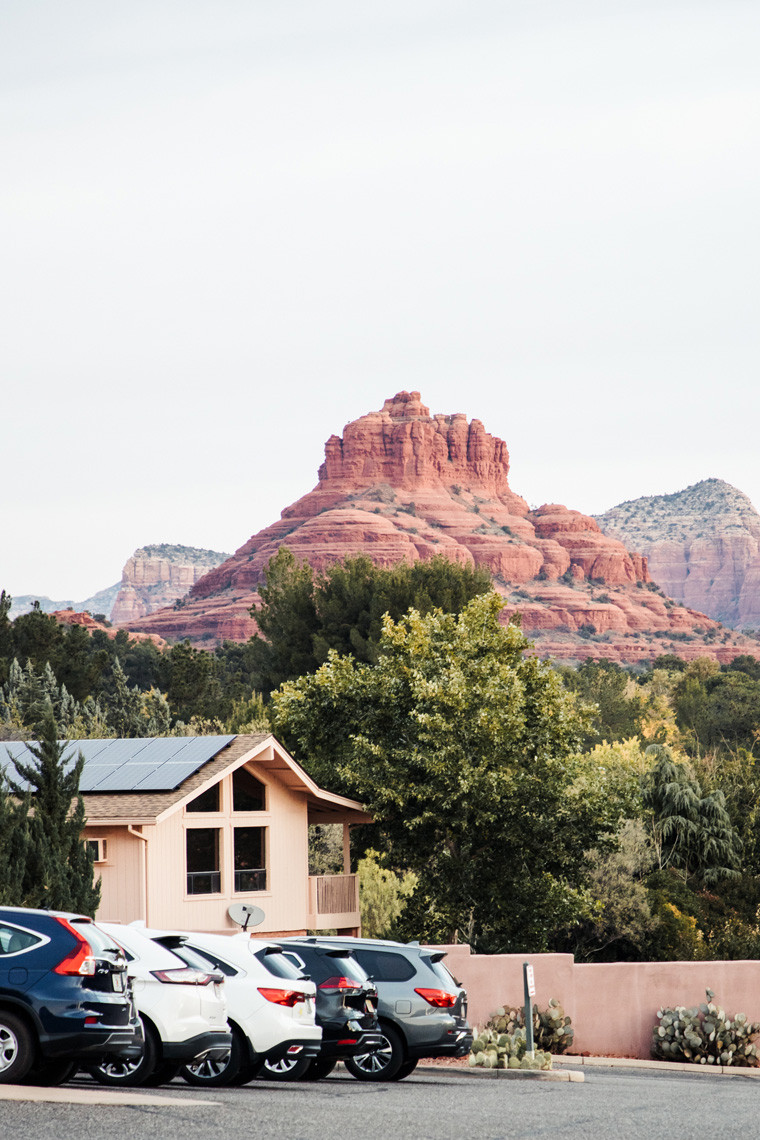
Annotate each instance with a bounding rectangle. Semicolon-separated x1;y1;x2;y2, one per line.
52;610;167;649
110;545;229;624
121;394;758;664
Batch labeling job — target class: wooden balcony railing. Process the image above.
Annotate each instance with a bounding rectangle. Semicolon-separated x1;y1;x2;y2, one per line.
308;873;359;921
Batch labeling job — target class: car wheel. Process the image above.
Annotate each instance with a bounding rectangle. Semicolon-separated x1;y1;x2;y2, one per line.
142;1061;181;1087
181;1027;245;1088
87;1018;159;1087
344;1024;405;1082
0;1011;35;1084
23;1060;77;1086
301;1057;337;1081
392;1058;418;1080
260;1054;312;1080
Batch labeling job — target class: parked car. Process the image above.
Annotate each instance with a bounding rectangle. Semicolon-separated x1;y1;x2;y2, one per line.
138;927;322;1086
87;923;231;1087
276;939;384;1080
0;905;141;1086
289;936;473;1080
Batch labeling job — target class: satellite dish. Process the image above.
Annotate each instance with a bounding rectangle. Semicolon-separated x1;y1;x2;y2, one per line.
228;903;265;932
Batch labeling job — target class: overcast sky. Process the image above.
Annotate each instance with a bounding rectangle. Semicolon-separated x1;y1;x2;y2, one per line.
3;0;759;600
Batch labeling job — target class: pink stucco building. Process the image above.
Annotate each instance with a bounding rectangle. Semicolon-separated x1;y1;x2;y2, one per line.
80;733;369;936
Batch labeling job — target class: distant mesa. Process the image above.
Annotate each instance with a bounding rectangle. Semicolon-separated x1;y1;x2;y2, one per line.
120;392;758;664
595;479;760;630
110;544;230;624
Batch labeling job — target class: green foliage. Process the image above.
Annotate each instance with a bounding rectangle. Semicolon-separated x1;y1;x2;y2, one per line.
559;659;644;748
357;849;417;939
271;593;611;951
4;714;101;915
0;778;30;906
308;824;344;876
641;744;742;886
486;999;574;1054
652;990;760;1066
671;660;760;753
248;548;493;693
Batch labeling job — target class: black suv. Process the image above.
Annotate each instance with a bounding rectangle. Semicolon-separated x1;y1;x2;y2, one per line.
0;906;142;1085
272;940;384;1079
299;937;473;1080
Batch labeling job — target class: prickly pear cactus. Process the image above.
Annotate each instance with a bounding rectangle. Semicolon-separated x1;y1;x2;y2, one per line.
652;989;760;1067
484;999;574;1055
467;1025;553;1071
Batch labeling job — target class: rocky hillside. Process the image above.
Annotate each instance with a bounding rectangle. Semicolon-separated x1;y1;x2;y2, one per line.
110;544;230;624
121;394;756;664
595;479;760;629
8;584;120;622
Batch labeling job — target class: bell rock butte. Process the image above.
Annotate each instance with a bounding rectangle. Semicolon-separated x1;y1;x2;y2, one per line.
122;392;756;663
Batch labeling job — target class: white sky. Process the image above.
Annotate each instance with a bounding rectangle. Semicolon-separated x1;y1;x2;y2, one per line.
3;0;759;600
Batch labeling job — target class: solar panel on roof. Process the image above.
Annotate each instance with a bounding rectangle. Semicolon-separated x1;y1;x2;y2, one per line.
3;735;235;794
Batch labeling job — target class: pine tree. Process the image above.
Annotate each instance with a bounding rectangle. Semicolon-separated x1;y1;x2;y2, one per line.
5;713;101;914
0;778;30;906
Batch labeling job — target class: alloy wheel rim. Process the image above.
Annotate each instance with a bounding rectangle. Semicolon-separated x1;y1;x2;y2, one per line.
187;1055;230;1080
96;1057;142;1080
265;1056;299;1074
352;1037;393;1073
0;1026;19;1074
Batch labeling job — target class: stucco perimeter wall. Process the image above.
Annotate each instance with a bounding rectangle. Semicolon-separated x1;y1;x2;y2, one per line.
433;945;760;1059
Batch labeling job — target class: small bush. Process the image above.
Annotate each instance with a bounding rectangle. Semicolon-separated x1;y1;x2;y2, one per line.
486;999;574;1055
468;1026;552;1071
652;989;760;1067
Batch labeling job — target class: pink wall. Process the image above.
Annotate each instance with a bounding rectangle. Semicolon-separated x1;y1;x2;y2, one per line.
434;945;760;1059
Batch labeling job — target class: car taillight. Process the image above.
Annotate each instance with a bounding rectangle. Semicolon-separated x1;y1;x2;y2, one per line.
151;968;215;985
53;917;97;976
258;987;305;1007
415;988;457;1008
318;976;362;992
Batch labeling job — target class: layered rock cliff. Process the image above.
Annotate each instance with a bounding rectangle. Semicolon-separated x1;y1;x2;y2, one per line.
110;544;229;624
595;479;760;629
121;394;756;663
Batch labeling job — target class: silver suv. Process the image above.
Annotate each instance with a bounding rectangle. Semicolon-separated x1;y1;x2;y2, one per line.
288;937;472;1081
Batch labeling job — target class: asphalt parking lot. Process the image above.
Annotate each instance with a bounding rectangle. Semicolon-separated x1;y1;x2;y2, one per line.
2;1065;759;1140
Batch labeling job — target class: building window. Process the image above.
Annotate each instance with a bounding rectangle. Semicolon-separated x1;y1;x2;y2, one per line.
233;768;266;812
87;839;108;863
234;827;266;892
186;828;221;895
186;783;220;813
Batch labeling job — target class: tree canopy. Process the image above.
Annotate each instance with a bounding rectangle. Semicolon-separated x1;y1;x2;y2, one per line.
270;592;613;951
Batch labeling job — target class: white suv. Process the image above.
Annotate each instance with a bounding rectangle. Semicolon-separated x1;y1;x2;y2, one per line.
87;923;230;1087
138;927;322;1086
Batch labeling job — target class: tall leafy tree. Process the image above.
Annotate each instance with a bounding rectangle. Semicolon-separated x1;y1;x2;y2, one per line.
0;778;30;906
5;714;101;914
271;593;608;952
250;547;492;693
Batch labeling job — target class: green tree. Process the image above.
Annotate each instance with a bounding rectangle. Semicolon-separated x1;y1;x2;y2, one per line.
5;714;101;914
249;548;493;693
358;849;418;939
271;593;608;952
0;778;30;906
641;744;742;887
559;659;643;748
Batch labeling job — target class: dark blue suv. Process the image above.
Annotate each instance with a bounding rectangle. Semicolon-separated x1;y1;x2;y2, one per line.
0;906;142;1085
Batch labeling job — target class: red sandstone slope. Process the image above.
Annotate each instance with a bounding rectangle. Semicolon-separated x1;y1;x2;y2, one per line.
121;393;756;663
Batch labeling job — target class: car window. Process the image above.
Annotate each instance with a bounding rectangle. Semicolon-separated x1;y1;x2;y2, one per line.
72;921;124;957
294;950;369;986
254;949;307;980
424;957;458;988
353;949;416;983
0;922;43;955
183;944;239;977
167;943;224;972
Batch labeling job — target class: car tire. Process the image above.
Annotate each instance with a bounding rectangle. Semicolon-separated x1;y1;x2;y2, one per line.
392;1058;419;1080
23;1060;77;1086
260;1053;312;1080
0;1011;35;1084
180;1026;246;1088
87;1018;159;1087
344;1024;405;1082
301;1057;337;1081
143;1061;181;1087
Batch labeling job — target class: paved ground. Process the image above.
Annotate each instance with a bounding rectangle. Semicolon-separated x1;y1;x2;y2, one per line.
2;1065;759;1140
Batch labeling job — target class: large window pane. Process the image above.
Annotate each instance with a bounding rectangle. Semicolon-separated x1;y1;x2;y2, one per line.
234;827;266;892
233;769;266;812
186;783;220;813
186;828;221;894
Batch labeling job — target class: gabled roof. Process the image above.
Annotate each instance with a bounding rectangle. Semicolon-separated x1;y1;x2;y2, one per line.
81;734;371;826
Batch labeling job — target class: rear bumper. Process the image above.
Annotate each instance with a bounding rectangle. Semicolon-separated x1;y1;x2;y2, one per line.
408;1027;474;1059
163;1030;232;1063
42;1022;144;1063
265;1037;323;1063
321;1031;386;1059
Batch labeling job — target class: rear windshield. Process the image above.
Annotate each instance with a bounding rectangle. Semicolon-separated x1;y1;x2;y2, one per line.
287;949;369;986
253;948;306;980
425;957;458;989
76;921;126;958
181;943;238;977
353;949;416;983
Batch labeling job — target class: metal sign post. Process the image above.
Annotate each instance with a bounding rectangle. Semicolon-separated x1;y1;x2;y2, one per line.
523;962;535;1058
